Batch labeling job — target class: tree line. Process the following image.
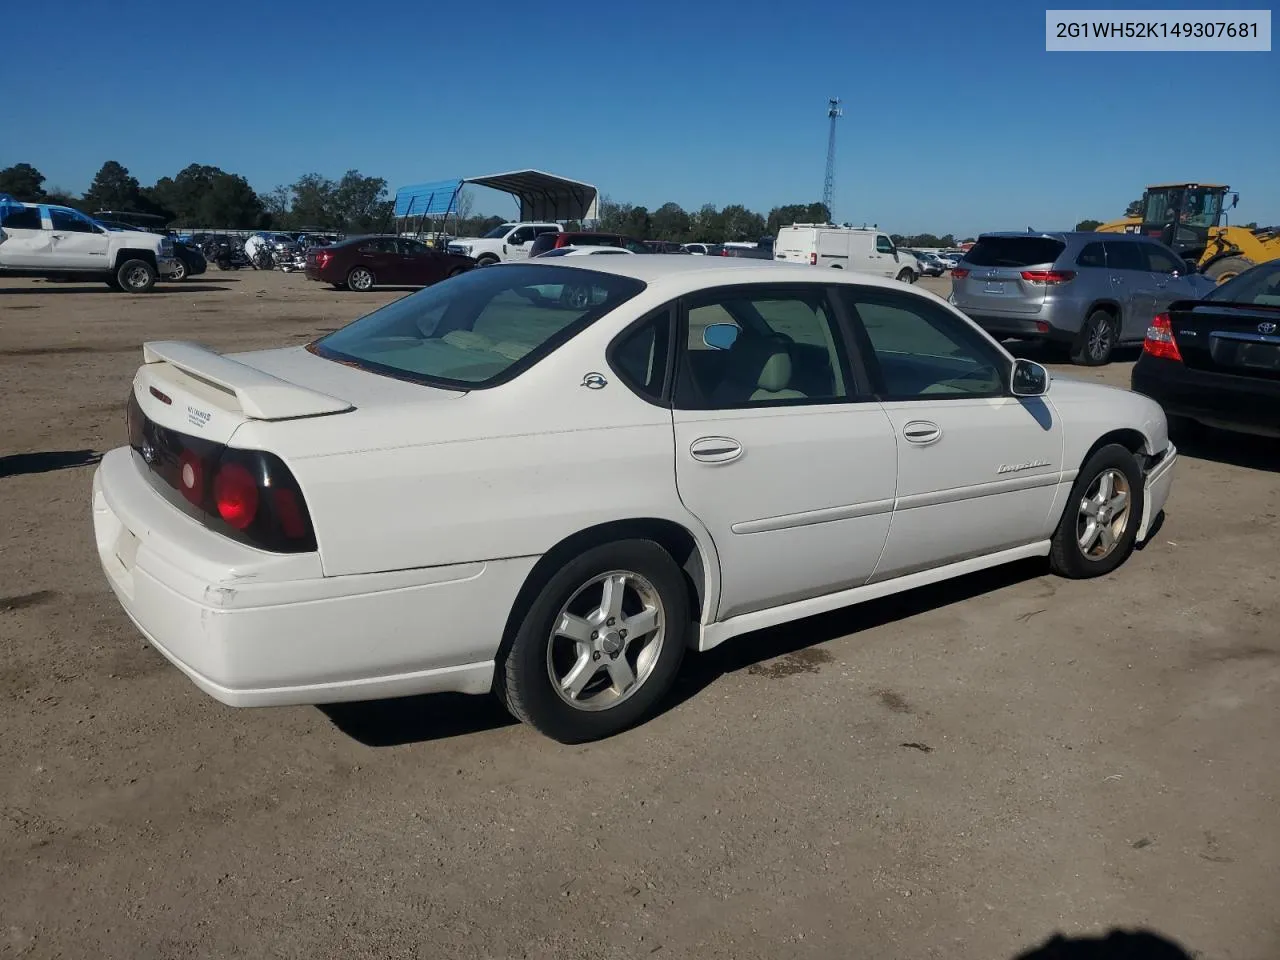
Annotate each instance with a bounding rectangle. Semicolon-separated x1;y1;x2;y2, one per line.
0;161;393;233
1;161;975;243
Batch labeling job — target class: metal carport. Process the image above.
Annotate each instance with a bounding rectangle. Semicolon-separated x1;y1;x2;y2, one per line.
393;169;598;224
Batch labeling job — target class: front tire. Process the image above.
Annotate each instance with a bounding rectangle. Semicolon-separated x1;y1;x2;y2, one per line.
1071;309;1117;365
499;540;689;743
475;255;500;267
115;258;157;293
897;269;916;284
1049;444;1145;579
169;258;188;282
347;266;375;291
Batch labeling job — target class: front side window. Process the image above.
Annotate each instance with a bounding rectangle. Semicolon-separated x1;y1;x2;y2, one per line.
482;223;515;239
875;235;894;254
358;238;396;254
1143;244;1183;274
312;264;645;388
508;227;535;245
49;208;99;234
675;285;849;409
1103;241;1145;271
841;288;1005;399
398;238;430;255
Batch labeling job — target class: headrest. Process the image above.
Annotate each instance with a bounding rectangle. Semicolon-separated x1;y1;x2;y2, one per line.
755;350;793;393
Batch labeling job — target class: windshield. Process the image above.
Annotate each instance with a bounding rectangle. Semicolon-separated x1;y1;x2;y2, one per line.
312;264;645;388
482;224;515;239
1143;187;1224;229
1204;260;1280;307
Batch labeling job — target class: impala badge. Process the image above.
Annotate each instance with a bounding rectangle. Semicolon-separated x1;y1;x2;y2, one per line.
997;459;1049;475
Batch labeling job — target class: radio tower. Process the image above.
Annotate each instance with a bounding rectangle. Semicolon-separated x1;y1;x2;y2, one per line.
822;98;842;222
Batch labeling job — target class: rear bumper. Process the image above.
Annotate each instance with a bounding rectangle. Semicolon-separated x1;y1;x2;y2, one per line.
963;312;1074;342
1131;356;1280;437
92;447;538;707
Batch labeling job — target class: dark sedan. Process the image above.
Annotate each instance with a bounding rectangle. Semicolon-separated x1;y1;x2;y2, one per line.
305;235;475;291
1131;259;1280;438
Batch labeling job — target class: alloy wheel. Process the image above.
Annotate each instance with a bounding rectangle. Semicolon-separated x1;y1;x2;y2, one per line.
1077;468;1132;560
545;570;666;712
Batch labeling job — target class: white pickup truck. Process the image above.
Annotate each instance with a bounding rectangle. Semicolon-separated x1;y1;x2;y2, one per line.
0;195;179;292
447;222;562;266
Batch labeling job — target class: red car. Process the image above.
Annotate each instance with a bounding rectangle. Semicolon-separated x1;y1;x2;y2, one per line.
305;235;475;291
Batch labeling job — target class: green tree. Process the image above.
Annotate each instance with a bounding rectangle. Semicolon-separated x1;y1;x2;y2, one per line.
650;202;691;242
0;163;47;200
622;205;652;240
81;161;146;214
332;170;391;233
766;202;830;235
289;173;337;228
1075;219;1103;231
148;164;261;227
1125;198;1144;218
719;204;767;242
690;204;724;243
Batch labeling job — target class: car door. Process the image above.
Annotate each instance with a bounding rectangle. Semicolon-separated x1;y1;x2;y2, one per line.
836;285;1063;580
1141;241;1197;314
47;207;112;268
356;238;399;283
1102;240;1152;340
670;282;898;621
816;230;848;268
873;234;898;277
396;238;440;286
0;204;54;266
504;226;536;260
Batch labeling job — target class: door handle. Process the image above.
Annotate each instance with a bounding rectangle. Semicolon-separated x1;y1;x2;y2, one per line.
902;420;942;444
689;436;743;463
1111;277;1123;284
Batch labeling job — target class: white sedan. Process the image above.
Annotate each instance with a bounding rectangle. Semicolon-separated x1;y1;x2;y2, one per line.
535;245;637;257
93;258;1177;742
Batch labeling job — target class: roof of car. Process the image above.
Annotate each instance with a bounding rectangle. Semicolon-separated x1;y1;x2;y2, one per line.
496;252;921;295
979;230;1150;242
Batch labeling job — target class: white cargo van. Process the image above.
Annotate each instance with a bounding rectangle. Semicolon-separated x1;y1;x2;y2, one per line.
774;224;917;282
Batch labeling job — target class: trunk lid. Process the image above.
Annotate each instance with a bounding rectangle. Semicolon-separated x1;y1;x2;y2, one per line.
1169;301;1280;380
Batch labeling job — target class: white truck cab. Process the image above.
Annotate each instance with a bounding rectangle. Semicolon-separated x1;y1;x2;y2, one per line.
0;195;179;291
774;224;917;283
448;222;563;266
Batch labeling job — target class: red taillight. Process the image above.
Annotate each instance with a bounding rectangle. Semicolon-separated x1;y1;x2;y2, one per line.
315;250;332;268
951;268;970;278
272;487;307;539
213;462;260;530
1142;313;1183;362
1020;270;1075;284
810;252;817;265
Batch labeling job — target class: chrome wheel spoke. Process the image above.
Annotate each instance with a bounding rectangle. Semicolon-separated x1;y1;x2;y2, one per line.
621;605;658;639
599;574;626;622
560;654;598;700
1081;498;1101;518
1098;471;1114;501
555;612;594;646
1098;523;1116;551
606;655;636;695
1079;519;1100;551
1108;491;1128;514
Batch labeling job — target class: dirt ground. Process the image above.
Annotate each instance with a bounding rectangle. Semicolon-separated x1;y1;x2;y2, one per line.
2;269;1278;960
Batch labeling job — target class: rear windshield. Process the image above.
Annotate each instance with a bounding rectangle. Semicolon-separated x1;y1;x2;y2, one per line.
1204;260;1280;306
312;264;645;388
964;237;1065;268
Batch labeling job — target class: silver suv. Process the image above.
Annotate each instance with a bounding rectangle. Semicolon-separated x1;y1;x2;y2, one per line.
950;232;1217;365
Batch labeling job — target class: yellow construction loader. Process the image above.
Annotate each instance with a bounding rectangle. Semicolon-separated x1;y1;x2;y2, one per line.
1096;182;1280;283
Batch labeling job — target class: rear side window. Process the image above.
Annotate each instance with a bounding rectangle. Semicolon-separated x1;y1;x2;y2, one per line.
0;205;43;229
571;234;619;247
358;238;396;254
1103;241;1145;271
965;237;1065;268
610;308;672;403
1076;242;1106;268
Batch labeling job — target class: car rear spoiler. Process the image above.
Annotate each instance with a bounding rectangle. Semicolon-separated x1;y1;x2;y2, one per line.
142;340;354;420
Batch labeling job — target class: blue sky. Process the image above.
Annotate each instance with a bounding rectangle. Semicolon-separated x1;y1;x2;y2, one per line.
2;0;1276;236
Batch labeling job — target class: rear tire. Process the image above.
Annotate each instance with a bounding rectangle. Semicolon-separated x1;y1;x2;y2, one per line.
1071;309;1116;366
475;255;499;267
1049;444;1145;579
347;266;375;291
115;259;157;293
498;539;689;743
1205;255;1253;285
447;266;465;278
169;258;188;282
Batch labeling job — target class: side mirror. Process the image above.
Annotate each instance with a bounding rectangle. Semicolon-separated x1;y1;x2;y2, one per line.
509;237;525;246
1231;193;1239;209
703;323;740;351
1010;358;1050;397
